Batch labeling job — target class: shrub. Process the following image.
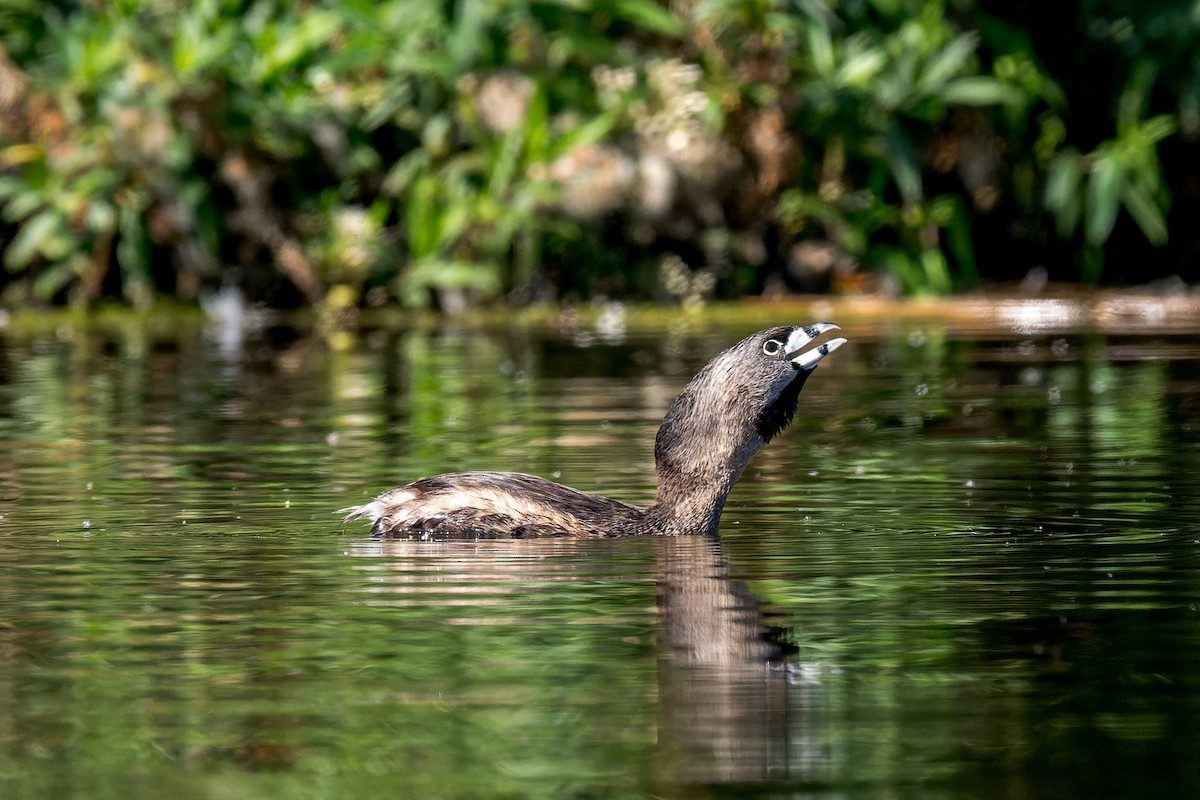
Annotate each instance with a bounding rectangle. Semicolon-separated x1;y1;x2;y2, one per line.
0;0;1193;311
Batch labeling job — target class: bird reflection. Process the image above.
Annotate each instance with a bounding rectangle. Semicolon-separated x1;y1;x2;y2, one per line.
654;534;831;792
347;532;829;791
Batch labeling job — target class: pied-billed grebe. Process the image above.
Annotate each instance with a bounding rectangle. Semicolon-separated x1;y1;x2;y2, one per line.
344;324;846;538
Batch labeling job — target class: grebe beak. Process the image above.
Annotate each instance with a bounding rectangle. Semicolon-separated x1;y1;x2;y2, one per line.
785;323;847;371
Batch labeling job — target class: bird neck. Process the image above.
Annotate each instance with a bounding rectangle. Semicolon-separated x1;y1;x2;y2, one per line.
648;386;766;535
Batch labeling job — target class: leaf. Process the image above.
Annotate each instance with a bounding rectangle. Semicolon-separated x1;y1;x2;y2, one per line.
1122;182;1168;246
837;48;886;88
32;259;76;300
1117;59;1157;134
255;11;341;83
1137;114;1178;145
939;77;1024;108
919;33;978;93
1;186;45;222
920;247;952;295
806;20;835;78
401;257;501;307
5;209;63;271
405;174;441;260
1045;149;1082;237
547;115;614;162
383;151;430;197
879;126;922;203
877;248;922;294
1086;156;1123;246
940;195;977;283
609;0;685;36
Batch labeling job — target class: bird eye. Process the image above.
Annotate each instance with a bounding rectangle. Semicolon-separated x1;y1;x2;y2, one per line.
762;339;783;356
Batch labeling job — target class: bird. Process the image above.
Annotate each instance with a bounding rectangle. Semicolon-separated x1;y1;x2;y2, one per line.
343;323;846;538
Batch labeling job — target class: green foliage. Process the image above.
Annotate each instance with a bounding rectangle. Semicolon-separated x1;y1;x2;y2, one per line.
1044;63;1177;280
0;0;1195;308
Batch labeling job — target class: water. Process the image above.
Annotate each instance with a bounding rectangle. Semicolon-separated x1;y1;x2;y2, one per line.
2;312;1199;799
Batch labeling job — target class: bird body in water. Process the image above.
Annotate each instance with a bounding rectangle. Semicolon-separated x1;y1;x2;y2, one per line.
343;324;846;538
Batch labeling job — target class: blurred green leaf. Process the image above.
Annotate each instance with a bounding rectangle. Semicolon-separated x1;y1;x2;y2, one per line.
1086;156;1122;246
807;19;836;78
939;77;1024;107
1122;181;1168;246
837;47;886;88
31;258;75;299
879;126;922;203
919;33;977;92
5;209;65;271
401;257;500;307
609;0;685;36
919;247;951;294
406;174;441;260
1045;149;1082;237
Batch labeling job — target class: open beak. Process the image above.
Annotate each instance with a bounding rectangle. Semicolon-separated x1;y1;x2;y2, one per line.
785;322;847;371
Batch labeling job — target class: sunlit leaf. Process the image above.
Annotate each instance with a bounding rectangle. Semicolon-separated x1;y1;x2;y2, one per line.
919;33;978;92
401;257;501;306
837;48;886;88
920;247;951;294
1;185;44;222
1086;156;1123;245
5;209;64;271
1117;59;1157;134
609;0;685;36
405;175;441;260
939;77;1024;108
1137;114;1178;145
254;11;341;83
807;20;835;78
547;115;614;162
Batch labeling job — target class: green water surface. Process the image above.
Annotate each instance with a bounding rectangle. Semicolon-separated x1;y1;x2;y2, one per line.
1;314;1199;799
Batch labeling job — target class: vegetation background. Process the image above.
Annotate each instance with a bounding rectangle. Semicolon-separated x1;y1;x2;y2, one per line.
1;0;1197;315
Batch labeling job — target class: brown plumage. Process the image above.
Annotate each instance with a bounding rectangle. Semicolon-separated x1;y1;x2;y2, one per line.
343;324;846;538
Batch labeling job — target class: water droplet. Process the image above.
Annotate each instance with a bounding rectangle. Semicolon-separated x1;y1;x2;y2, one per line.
81;520;91;529
965;480;975;488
